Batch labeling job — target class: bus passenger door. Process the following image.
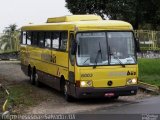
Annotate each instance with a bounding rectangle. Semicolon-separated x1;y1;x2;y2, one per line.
68;33;76;97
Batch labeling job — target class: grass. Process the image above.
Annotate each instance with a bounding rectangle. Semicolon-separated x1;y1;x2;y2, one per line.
8;84;37;107
7;83;51;113
138;58;160;86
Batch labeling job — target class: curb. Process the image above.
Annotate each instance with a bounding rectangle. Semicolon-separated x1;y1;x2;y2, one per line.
0;60;20;63
138;81;160;94
0;59;18;61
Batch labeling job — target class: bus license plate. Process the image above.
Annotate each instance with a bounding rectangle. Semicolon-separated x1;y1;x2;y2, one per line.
105;93;115;97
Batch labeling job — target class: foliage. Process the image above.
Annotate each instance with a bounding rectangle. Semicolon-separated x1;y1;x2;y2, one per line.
0;24;20;52
138;59;160;86
65;0;160;30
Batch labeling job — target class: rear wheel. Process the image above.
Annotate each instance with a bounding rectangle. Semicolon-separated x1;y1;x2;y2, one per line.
30;68;36;85
30;72;35;85
35;73;42;87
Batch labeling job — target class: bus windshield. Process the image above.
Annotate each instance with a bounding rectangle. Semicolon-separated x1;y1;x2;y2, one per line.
76;31;136;66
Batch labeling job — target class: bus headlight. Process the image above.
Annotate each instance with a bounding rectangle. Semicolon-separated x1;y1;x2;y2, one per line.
127;78;137;85
80;80;92;87
81;81;86;86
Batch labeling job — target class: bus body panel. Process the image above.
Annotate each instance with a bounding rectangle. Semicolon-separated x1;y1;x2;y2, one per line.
77;65;138;88
21;45;69;90
75;85;138;98
20;15;138;99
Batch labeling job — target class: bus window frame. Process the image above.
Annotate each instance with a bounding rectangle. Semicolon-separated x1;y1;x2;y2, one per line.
75;30;137;67
44;31;52;49
51;31;60;50
59;31;68;51
21;31;27;45
69;33;75;66
21;30;69;52
26;31;32;46
51;31;68;52
38;31;45;48
31;31;39;47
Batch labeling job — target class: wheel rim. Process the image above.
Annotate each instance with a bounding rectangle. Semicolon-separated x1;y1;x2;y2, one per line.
64;84;67;96
30;74;33;83
35;74;38;83
30;72;36;84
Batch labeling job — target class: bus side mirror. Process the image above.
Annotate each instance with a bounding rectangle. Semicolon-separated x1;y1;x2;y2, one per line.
71;40;77;55
136;38;141;52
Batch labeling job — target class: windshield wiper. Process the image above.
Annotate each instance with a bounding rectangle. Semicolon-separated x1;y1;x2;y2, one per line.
93;42;102;69
128;55;136;63
113;55;125;67
83;58;90;64
108;46;125;68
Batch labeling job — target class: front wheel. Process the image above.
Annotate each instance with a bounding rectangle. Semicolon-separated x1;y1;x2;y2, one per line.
64;82;74;102
110;96;119;100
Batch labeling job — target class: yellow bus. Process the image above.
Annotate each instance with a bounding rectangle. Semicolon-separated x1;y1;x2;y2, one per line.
20;15;140;101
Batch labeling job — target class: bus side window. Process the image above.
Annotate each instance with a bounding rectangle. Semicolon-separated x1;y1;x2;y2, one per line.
69;33;75;65
32;32;38;46
60;31;68;51
38;32;45;48
45;32;51;48
52;32;60;49
22;31;26;44
26;31;32;45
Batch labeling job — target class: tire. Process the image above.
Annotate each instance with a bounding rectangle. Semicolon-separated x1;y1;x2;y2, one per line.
64;82;73;102
30;68;36;85
110;96;119;100
35;73;42;87
28;65;31;77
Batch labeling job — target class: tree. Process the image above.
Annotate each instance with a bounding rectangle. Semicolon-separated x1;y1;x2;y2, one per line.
0;24;20;52
65;0;160;30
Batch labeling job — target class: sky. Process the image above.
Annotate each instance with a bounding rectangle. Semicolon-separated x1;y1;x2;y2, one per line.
0;0;71;33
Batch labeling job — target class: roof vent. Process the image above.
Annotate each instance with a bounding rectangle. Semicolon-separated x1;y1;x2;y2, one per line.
47;15;102;23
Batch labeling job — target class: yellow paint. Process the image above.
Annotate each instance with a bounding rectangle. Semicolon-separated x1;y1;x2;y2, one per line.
21;15;133;31
3;99;8;112
47;15;102;23
75;65;138;87
20;15;137;89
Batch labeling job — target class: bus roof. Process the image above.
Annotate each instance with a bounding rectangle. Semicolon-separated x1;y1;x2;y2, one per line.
21;15;133;31
47;15;102;23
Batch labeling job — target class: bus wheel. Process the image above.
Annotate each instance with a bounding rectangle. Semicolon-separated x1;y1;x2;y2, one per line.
35;73;42;87
111;96;119;100
64;82;73;102
30;68;36;85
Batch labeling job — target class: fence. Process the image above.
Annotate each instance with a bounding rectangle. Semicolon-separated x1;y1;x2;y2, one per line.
137;51;160;58
135;30;160;51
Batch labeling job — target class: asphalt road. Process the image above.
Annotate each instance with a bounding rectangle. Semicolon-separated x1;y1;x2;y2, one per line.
77;96;160;120
88;95;160;114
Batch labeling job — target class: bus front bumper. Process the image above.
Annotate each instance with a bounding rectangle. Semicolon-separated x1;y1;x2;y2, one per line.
75;86;138;98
